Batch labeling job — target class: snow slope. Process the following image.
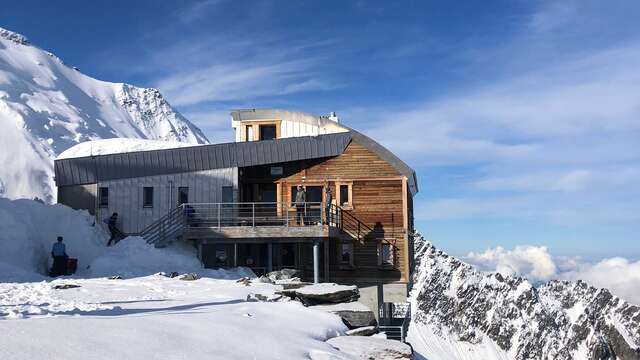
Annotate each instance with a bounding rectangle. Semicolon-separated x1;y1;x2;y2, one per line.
0;275;350;360
408;237;640;360
0;197;107;280
0;27;208;202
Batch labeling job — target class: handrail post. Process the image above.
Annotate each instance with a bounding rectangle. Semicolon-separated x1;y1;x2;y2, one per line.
285;202;289;227
252;202;255;227
217;203;221;229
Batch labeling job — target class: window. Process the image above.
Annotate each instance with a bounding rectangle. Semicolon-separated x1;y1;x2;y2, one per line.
245;125;254;141
259;124;277;140
339;242;354;268
221;186;233;203
270;166;283;176
178;187;189;205
143;187;154;208
98;187;109;207
378;242;394;267
340;185;350;206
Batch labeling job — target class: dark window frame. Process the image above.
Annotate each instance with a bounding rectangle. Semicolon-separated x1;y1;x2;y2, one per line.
259;124;277;140
178;187;189;205
339;241;355;269
98;187;109;208
143;187;154;208
339;185;349;206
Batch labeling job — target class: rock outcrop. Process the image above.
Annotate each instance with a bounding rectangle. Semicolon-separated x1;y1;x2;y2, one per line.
408;238;640;359
326;336;413;359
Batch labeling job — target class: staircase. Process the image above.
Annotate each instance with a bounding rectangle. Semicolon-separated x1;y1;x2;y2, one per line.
140;205;187;246
378;302;412;343
329;204;385;242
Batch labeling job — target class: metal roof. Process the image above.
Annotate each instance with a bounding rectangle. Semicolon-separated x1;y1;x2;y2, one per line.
341;126;418;195
54;133;352;186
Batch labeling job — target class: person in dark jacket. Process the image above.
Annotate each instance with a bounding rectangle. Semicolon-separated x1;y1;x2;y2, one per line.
295;185;306;225
50;236;67;277
107;212;119;246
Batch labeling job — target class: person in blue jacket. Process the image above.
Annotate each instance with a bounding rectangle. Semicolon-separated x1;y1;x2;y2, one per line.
50;236;67;277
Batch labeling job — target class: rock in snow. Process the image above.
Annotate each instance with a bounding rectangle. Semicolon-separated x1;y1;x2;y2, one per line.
312;302;377;329
325;336;413;359
345;326;378;336
288;283;360;306
407;238;640;360
0;27;208;202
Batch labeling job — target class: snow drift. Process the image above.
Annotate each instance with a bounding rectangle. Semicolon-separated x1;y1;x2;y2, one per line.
0;198;250;282
0;27;208;202
0;197;106;280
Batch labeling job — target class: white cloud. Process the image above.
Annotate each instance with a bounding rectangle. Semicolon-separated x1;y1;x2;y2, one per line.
464;245;640;305
464;245;558;282
146;33;338;107
561;257;640;305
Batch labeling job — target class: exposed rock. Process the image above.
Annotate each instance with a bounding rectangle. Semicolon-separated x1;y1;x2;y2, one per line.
326;336;412;359
312;302;377;329
52;284;80;290
246;293;286;302
278;280;312;290
279;283;359;306
177;273;200;281
409;237;640;360
346;326;378;336
266;268;302;282
236;277;251;286
108;275;122;280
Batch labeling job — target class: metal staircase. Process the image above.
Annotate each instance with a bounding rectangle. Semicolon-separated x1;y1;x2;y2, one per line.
140;205;188;246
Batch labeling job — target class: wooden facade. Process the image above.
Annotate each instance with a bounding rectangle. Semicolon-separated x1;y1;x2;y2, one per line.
238;140;414;283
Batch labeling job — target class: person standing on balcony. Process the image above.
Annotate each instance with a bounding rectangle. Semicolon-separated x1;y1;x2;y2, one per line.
295;185;306;225
325;185;332;225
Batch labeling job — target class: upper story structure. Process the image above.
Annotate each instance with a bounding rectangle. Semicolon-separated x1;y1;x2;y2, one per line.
54;109;418;297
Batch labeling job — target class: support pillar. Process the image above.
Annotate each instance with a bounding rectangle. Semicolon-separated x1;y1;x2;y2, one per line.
233;242;238;267
267;242;273;273
324;238;330;282
313;240;320;283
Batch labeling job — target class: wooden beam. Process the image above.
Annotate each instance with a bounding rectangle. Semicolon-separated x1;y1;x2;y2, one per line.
401;177;409;283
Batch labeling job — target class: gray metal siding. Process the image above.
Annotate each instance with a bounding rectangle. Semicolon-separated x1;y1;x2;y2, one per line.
54;133;352;186
96;168;237;234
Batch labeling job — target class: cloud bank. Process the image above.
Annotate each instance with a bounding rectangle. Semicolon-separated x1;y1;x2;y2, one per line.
463;245;640;305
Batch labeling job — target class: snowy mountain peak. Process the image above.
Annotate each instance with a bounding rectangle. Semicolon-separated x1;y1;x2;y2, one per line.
0;26;209;202
0;27;30;45
409;238;640;360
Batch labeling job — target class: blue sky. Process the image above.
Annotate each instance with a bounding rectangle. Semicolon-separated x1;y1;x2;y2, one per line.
2;0;639;257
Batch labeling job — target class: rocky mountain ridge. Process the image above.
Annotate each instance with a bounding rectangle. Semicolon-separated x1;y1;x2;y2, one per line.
0;27;208;201
408;237;640;359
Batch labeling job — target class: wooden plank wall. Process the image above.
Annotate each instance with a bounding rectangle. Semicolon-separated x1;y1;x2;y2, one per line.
274;141;409;282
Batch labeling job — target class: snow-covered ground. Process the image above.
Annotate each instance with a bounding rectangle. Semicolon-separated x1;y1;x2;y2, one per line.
0;274;354;360
0;197;364;359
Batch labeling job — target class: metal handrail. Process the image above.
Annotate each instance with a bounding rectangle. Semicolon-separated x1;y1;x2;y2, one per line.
140;202;326;245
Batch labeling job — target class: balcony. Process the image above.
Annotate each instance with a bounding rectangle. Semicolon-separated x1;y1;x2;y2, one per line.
179;202;328;240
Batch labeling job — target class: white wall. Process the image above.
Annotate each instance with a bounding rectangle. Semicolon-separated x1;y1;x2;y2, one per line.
96;168;237;233
233;110;347;142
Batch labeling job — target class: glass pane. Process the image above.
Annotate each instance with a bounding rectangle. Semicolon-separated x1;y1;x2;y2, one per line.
260;125;277;140
99;187;108;207
178;187;189;205
143;187;153;207
340;185;349;205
